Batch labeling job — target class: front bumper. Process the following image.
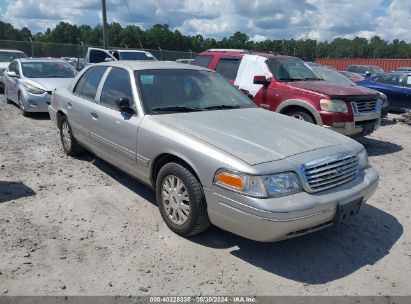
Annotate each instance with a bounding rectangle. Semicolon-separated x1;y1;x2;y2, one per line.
204;166;379;242
325;112;381;136
21;90;51;113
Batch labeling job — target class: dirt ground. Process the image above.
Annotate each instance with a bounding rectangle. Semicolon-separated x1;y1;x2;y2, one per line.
0;95;410;296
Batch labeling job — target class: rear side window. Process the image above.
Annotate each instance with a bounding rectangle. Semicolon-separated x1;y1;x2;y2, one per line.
192;55;213;68
215;57;240;80
100;68;133;109
74;66;107;100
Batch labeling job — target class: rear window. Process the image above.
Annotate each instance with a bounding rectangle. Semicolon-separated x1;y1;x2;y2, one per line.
119;52;157;61
192;55;213;68
215;57;240;80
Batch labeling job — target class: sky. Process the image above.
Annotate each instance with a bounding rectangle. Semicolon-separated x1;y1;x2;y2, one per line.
0;0;410;42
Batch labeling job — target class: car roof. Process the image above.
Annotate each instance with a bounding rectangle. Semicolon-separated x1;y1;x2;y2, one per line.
94;60;212;71
198;50;295;60
19;58;68;63
0;49;25;53
115;49;151;53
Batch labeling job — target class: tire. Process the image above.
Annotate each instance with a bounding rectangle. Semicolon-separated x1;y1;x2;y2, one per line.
18;93;29;117
59;115;83;156
286;109;315;124
156;162;210;237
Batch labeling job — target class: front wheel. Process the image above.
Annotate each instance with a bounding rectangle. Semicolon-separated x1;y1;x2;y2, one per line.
286;110;315;124
156;162;210;237
18;94;29;117
59;116;83;156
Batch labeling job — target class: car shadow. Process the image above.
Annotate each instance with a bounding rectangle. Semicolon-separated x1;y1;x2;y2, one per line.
7;102;50;120
190;203;402;284
0;181;36;204
78;153;157;205
380;118;397;126
357;137;402;157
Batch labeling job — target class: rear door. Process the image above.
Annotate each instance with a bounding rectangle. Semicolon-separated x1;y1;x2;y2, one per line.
67;66;108;145
88;67;142;176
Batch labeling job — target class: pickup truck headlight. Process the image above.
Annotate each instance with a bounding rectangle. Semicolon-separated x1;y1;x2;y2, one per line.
320;99;348;113
23;82;46;95
357;149;369;169
214;169;302;198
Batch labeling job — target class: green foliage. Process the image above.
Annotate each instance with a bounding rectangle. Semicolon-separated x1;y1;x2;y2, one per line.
2;21;411;59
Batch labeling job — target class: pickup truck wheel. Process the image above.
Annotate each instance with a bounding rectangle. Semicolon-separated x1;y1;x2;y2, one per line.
286;110;315;124
59;116;83;156
156;162;210;237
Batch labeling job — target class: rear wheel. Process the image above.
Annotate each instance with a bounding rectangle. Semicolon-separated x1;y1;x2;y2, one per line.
59;116;83;156
286;109;315;124
156;162;210;237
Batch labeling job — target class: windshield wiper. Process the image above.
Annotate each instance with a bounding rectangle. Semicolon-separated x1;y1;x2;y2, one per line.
278;77;304;82
151;106;203;113
203;105;241;110
302;77;324;81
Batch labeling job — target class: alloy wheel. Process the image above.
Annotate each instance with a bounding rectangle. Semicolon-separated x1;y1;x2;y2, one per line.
61;121;72;151
161;175;191;225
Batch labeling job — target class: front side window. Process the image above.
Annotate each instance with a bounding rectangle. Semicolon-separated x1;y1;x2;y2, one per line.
21;61;75;78
192;55;213;68
8;60;19;75
267;59;321;81
73;66;107;100
0;51;27;63
136;69;255;114
215;57;241;80
100;68;133;108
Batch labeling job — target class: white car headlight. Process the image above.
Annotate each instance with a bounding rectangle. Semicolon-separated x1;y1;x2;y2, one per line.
23;82;46;95
357;149;369;169
214;169;302;198
320;99;348;113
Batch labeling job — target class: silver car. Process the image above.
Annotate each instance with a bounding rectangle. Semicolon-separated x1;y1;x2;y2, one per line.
48;61;379;242
4;58;76;116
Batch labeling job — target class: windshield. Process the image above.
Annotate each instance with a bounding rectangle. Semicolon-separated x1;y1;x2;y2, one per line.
136;69;255;114
21;61;76;78
0;51;27;63
313;67;356;86
120;52;157;61
266;58;321;81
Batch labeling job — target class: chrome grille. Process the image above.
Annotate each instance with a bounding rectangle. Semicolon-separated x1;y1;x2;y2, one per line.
302;155;359;192
355;100;378;113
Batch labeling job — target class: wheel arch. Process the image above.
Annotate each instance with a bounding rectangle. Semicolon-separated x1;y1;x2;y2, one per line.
277;99;323;125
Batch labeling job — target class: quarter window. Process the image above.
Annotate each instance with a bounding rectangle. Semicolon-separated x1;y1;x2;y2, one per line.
192;55;213;68
100;68;133;108
73;66;107;100
215;57;241;80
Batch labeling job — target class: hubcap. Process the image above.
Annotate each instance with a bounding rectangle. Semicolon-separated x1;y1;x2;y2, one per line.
61;121;72;150
161;175;190;225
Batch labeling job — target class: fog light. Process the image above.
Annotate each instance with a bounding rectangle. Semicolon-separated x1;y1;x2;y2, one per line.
333;122;345;128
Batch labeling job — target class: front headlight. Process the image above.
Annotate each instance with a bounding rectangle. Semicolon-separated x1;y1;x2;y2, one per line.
23;82;46;95
377;92;388;107
357;149;369;169
214;169;302;198
320;99;348;113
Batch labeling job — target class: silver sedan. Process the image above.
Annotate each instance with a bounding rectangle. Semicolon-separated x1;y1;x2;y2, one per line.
48;61;379;242
4;58;76;116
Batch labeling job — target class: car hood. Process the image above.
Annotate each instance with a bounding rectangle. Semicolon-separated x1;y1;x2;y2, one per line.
153;108;354;165
289;80;379;97
28;78;73;91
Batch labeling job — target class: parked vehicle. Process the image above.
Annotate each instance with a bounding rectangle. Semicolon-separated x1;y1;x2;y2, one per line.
395;67;411;72
356;72;411;112
347;64;384;78
3;58;76;116
84;47;157;64
0;49;27;90
61;57;85;71
339;71;364;82
193;49;381;137
48;61;379;242
176;59;194;64
312;67;388;117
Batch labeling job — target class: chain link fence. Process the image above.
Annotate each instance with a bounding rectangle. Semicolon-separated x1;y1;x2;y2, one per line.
0;40;197;61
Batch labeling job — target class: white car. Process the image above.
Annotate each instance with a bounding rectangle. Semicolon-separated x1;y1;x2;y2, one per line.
0;49;27;90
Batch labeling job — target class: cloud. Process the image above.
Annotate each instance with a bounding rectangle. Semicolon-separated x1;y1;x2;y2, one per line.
1;0;408;42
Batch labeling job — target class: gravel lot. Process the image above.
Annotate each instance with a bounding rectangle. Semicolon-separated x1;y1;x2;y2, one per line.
0;94;410;296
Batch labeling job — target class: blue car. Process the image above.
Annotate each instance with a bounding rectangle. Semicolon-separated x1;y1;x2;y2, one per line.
356;72;411;112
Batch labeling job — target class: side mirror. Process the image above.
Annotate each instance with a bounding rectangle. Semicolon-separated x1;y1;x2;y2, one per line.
115;98;135;114
365;71;371;77
104;57;114;62
6;71;18;78
253;75;269;86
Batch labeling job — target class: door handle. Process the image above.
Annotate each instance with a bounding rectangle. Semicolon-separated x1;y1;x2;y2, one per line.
90;111;99;119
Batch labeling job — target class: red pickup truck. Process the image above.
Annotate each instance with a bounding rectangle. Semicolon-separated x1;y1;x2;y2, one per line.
193;49;382;136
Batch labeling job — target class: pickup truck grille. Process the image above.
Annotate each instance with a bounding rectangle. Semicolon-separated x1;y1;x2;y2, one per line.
302;155;359;192
355;100;378;113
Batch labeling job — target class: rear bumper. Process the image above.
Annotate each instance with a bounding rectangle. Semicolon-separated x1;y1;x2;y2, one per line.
204;166;379;242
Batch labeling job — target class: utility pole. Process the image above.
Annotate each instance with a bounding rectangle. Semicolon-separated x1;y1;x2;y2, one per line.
28;37;34;57
102;0;108;49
